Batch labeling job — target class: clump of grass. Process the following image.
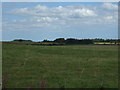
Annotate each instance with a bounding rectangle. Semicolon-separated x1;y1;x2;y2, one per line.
2;74;9;88
40;80;47;88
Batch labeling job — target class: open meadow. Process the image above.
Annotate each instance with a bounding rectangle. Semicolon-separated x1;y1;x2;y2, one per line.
2;44;118;88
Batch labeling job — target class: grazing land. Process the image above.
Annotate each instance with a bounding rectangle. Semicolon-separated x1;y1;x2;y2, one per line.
2;44;118;88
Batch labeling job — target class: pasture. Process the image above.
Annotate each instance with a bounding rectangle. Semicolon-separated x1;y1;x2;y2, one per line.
2;44;118;88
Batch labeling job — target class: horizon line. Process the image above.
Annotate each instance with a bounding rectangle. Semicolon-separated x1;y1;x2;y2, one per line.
1;38;119;42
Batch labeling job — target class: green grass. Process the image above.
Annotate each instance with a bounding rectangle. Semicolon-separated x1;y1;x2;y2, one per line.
2;44;118;88
0;43;2;89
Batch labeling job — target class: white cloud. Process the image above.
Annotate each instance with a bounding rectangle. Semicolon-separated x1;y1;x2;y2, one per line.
11;5;97;18
12;8;29;15
102;3;118;10
8;3;117;30
13;19;27;22
39;17;58;22
31;23;50;27
35;5;48;11
56;6;64;10
106;16;113;20
103;16;117;23
70;8;97;17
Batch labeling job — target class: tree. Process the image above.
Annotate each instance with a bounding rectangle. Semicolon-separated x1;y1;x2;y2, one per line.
13;39;32;42
54;38;65;43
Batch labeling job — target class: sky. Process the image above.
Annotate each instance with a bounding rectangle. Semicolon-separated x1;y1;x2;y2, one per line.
2;2;118;41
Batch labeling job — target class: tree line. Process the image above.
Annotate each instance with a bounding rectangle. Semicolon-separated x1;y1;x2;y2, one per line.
11;38;119;45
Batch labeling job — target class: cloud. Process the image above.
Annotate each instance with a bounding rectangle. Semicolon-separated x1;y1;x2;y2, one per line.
6;2;117;31
36;17;59;22
11;5;97;18
105;16;113;20
102;3;118;10
12;8;29;15
35;5;48;11
70;8;97;17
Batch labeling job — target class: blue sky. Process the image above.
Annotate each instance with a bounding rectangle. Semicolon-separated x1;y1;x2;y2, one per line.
2;2;118;41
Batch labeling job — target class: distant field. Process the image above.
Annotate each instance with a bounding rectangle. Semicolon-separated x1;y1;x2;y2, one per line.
2;44;118;88
94;42;120;45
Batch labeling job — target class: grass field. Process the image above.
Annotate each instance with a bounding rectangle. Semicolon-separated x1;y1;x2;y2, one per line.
2;44;118;88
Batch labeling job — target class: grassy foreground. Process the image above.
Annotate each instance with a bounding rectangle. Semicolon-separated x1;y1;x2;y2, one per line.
2;44;118;88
